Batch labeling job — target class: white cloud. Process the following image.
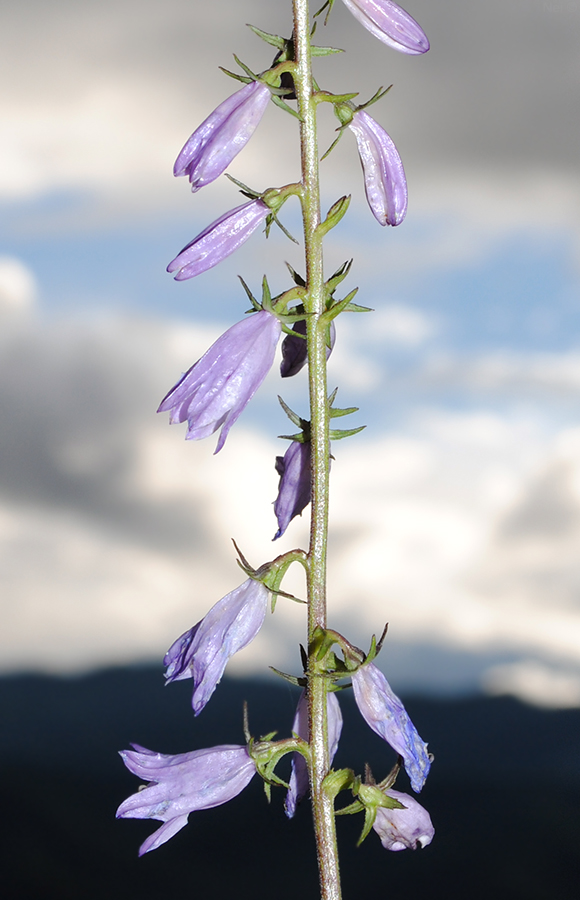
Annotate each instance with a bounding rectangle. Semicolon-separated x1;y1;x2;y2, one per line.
482;660;580;709
0;257;37;313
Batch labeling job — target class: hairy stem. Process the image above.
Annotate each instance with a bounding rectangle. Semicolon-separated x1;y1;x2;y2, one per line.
292;1;341;898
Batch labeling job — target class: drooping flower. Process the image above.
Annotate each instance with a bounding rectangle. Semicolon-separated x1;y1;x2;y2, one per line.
352;662;431;792
285;690;343;818
280;318;336;378
164;578;269;714
348;110;407;226
373;789;434;851
158;310;281;453
174;81;271;192
273;441;311;540
340;0;429;55
117;743;256;855
167;199;269;280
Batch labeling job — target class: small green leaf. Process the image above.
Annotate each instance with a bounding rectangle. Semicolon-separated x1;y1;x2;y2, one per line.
329;426;366;440
247;24;287;51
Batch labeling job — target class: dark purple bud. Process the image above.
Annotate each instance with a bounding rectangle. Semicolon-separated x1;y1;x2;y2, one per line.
164;578;269;714
373;789;434;851
273;440;311;540
174;81;271;192
349;110;407;226
117;743;256;855
280;319;336;378
352;662;431;792
341;0;429;54
285;690;343;818
158;310;281;452
167;199;269;280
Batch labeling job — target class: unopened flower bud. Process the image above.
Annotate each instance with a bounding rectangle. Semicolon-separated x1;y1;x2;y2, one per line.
341;0;429;55
167;199;269;280
348;110;407;226
273;441;311;540
174;81;271;192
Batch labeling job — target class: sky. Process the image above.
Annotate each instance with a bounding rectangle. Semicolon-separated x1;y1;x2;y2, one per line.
1;0;580;708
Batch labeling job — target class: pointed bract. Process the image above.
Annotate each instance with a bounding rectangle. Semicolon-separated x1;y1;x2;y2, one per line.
349;110;407;226
340;0;429;55
373;789;434;851
167;199;269;280
285;690;343;818
352;662;431;792
174;82;271;192
117;744;256;855
164;579;269;714
158;310;281;452
273;441;311;540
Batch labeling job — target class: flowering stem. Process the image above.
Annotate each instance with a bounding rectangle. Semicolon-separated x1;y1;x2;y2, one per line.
292;1;341;898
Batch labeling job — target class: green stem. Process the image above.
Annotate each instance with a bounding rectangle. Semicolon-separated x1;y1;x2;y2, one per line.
292;1;341;898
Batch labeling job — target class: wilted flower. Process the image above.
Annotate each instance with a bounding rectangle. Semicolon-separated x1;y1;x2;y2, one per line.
167;199;269;280
348;110;407;226
117;743;256;855
340;0;429;55
285;690;343;818
373;789;434;851
174;81;271;192
273;441;311;540
352;662;431;792
164;578;269;714
280;318;336;378
158;309;281;452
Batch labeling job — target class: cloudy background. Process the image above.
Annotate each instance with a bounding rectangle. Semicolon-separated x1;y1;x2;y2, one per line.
1;0;580;708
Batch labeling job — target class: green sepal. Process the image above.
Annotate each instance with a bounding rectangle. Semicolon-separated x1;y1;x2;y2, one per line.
225;172;261;199
321;288;359;325
311;45;344;56
271;95;301;119
315;90;359;105
357;84;393;112
277;395;307;430
219;66;252;86
316;195;351;240
314;0;335;26
329;425;366;440
247;24;287;51
238;276;261;312
232;54;259;82
286;263;306;288
269;666;306;687
343;300;373;313
325;260;353;293
329;405;359;419
321;130;345;161
335;798;364;816
357;807;378;846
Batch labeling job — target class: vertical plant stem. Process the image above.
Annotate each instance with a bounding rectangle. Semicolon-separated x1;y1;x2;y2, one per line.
292;1;341;898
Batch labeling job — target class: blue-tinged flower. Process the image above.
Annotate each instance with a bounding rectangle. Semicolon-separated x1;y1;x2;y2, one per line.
285;690;343;818
167;199;269;280
373;789;434;851
117;743;256;855
280;318;336;378
352;662;431;792
340;0;429;55
273;441;311;540
174;81;271;192
158;309;281;452
164;578;269;714
348;110;407;226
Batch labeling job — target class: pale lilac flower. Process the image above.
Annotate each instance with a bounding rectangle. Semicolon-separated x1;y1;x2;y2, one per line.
349;110;407;226
158;310;281;453
164;578;269;714
373;789;434;851
117;743;256;855
174;81;271;192
352;662;431;792
167;199;269;280
273;441;311;540
285;690;343;818
280;319;336;378
340;0;429;55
